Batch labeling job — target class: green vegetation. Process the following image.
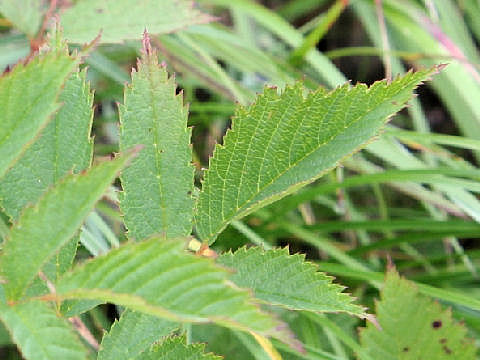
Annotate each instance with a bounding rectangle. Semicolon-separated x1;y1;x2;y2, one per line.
0;0;478;359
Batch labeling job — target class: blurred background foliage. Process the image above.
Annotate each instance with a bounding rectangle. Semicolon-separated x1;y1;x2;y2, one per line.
1;0;480;358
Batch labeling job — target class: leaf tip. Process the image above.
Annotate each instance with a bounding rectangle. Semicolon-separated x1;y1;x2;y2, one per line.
435;63;448;73
142;29;153;56
364;313;382;330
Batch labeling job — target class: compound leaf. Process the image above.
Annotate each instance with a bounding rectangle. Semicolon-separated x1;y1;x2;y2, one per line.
136;335;222;360
98;310;177;360
0;150;137;301
55;237;300;349
218;247;365;316
0;300;87;360
119;38;193;241
60;0;212;44
0;31;78;179
195;68;438;243
358;270;477;360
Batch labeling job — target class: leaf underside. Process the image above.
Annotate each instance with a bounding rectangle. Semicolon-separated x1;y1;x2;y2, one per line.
56;237;299;348
195;68;438;243
0;151;136;301
60;0;212;44
119;46;193;241
218;247;365;316
0;300;87;360
358;270;477;360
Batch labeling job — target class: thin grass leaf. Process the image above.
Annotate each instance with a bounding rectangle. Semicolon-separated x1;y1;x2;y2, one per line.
0;150;137;301
60;0;213;44
198;0;346;87
55;237;301;349
358;270;477;360
379;1;480;158
119;37;194;241
366;136;480;222
218;247;366;317
0;30;78;179
317;263;480;312
0;300;87;360
289;0;347;66
195;68;438;243
158;34;252;103
386;128;480;151
183;24;294;90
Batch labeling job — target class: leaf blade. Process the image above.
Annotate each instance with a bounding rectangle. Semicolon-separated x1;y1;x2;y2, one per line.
56;237;299;349
358;270;477;360
60;0;212;44
0;151;137;301
0;32;78;179
0;69;93;220
218;247;365;316
135;335;222;360
119;41;193;240
196;68;438;243
0;300;87;360
98;311;177;360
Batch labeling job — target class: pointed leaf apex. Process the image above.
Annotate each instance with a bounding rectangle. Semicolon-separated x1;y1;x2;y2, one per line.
142;29;153;56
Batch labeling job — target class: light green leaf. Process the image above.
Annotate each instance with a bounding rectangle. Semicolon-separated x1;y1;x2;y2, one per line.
218;247;365;316
60;0;212;44
0;0;46;37
0;69;93;220
358;270;477;360
0;150;137;301
0;300;87;360
56;237;300;349
195;68;438;243
119;42;193;241
98;310;177;360
136;335;222;360
0;31;78;179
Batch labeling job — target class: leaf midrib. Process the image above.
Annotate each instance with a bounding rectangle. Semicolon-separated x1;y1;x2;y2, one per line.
203;87;389;241
146;68;169;237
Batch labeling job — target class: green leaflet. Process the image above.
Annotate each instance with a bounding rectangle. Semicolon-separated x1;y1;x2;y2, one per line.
0;150;137;301
358;270;477;360
135;335;222;360
60;0;212;44
98;311;177;360
218;247;365;316
0;31;78;179
56;237;300;349
119;43;193;241
0;69;93;220
0;69;93;288
195;68;438;243
0;300;87;360
0;0;46;37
